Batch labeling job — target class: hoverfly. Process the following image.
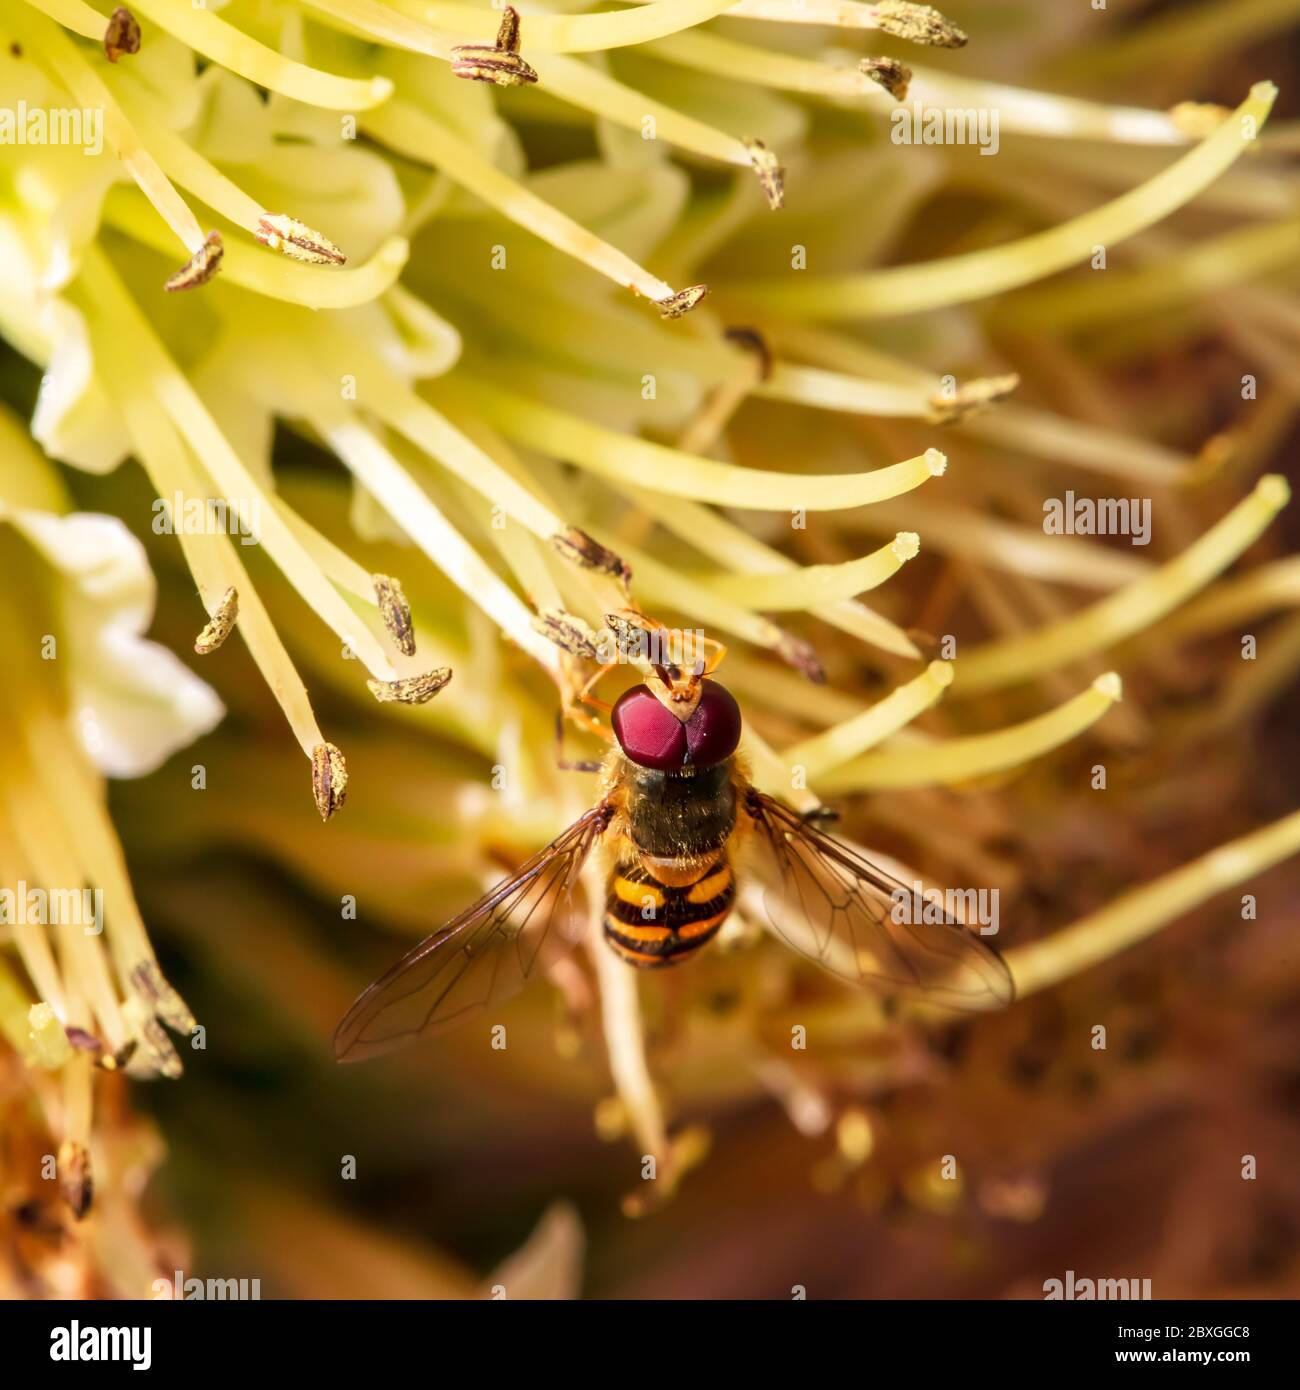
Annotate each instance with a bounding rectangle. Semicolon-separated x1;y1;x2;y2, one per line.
334;620;1013;1062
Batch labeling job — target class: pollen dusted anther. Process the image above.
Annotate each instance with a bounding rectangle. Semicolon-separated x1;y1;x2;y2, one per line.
255;214;347;266
57;1141;93;1221
927;373;1021;425
194;586;238;654
872;1;968;49
533;608;602;661
656;285;709;320
744;138;785;211
861;57;913;102
104;7;141;64
551;528;633;587
164;231;223;292
129;960;197;1034
311;741;349;822
451;6;538;87
372;574;415;656
366;668;454;705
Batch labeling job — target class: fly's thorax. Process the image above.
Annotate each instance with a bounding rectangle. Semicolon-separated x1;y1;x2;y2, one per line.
617;755;737;861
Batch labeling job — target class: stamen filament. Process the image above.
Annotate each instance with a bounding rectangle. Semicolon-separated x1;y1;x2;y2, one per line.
783;660;953;778
700;532;918;609
954;476;1290;694
454;376;947;511
818;673;1123;791
724;82;1277;318
75;249;401;682
362;99;678;301
1006;806;1300;1000
120;0;393;109
10;6;207;255
102;189;408;310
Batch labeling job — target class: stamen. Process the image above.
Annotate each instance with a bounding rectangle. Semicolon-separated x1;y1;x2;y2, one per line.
311;742;349;822
819;674;1124;792
656;285;710;319
451;5;539;87
533;609;602;661
129;961;197;1036
373;575;416;657
462;377;946;511
1005;808;1300;1002
366;670;454;705
616;482;920;659
104;6;141;63
785;661;954;778
724;327;774;381
927;373;1021;425
860;56;912;101
744;138;785;210
27;1002;72;1070
164;231;224;293
552;529;633;587
123;0;393;110
255;215;348;266
194;585;238;654
872;1;968;48
58;1140;93;1220
363;100;679;305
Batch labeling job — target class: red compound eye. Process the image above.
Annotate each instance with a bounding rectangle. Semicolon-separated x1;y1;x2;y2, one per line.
612;682;742;771
611;685;688;770
684;681;742;767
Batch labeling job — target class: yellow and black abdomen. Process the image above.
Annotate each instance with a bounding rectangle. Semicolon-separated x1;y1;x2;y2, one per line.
603;855;735;968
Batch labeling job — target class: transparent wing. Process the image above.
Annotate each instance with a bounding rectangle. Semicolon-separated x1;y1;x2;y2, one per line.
334;803;612;1062
742;790;1014;1008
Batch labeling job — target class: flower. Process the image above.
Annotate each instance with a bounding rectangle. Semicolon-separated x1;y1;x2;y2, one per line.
2;0;1299;1297
0;406;220;1267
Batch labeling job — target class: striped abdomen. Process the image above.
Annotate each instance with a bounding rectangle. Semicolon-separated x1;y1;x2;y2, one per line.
603;854;735;968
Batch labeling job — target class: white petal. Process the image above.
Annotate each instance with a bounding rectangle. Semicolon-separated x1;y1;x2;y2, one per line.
3;508;224;778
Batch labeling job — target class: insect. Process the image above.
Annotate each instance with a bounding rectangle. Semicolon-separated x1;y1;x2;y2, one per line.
334;623;1013;1062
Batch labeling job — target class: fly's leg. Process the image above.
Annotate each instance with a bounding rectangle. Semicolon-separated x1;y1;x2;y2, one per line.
555;660;616;772
555;711;604;773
